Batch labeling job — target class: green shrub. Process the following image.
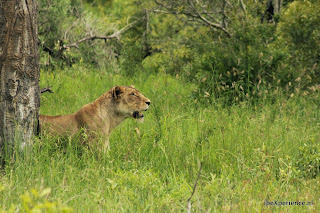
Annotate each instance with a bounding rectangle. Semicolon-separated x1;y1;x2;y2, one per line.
296;139;320;178
0;186;72;213
190;17;284;103
275;0;320;90
38;0;120;69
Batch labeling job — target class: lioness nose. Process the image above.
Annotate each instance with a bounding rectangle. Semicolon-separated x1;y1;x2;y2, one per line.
146;101;151;105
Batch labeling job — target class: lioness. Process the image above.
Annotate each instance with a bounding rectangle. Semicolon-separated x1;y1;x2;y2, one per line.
40;85;151;151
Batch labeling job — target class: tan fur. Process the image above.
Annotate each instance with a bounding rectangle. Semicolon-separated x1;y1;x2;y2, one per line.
40;86;151;151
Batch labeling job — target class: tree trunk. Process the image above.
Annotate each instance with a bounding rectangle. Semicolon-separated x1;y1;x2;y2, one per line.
273;0;283;14
0;0;40;154
261;0;283;23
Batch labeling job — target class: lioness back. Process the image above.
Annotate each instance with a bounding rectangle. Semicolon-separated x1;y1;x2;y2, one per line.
40;114;79;136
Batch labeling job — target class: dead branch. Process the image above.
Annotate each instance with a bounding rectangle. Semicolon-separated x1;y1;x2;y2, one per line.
41;87;53;94
187;162;202;213
60;17;144;51
187;0;230;37
153;0;231;37
147;9;177;15
221;0;228;28
239;0;247;16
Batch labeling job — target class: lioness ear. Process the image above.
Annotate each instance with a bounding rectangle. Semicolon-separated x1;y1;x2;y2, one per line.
130;84;135;88
112;86;124;98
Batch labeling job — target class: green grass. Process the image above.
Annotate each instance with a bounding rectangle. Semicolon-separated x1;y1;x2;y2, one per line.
1;66;319;212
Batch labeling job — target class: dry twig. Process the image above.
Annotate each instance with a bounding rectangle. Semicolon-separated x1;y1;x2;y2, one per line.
153;0;231;37
41;87;53;94
60;17;144;51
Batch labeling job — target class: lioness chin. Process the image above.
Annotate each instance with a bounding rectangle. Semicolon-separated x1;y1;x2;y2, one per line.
40;85;151;151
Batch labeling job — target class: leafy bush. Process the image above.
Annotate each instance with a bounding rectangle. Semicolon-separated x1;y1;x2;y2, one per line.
38;0;320;104
296;139;320;178
38;0;120;69
275;0;320;91
190;17;284;103
140;0;320;104
0;187;72;213
142;12;286;103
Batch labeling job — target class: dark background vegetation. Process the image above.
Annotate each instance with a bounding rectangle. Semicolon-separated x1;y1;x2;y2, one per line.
38;0;319;104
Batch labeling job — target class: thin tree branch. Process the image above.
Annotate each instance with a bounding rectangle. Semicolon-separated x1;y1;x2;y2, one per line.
239;0;247;16
187;0;231;37
148;9;178;15
41;87;53;94
60;17;144;51
153;0;231;37
187;162;202;213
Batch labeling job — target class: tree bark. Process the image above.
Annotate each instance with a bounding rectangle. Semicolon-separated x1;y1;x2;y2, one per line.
273;0;282;14
0;0;40;153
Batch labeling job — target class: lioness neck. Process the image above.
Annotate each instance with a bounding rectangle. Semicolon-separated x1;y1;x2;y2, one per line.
94;93;127;135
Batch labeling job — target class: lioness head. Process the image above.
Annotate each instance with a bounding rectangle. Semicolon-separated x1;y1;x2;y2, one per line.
111;86;151;121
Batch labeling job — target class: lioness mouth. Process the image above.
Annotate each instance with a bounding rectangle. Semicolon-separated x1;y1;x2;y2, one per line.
133;111;144;119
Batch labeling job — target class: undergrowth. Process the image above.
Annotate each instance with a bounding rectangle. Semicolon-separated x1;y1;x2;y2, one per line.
0;66;319;212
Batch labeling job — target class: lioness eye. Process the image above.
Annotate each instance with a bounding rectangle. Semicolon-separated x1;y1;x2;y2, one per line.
131;92;135;96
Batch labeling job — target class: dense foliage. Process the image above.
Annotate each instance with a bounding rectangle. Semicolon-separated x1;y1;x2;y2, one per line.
38;0;319;103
